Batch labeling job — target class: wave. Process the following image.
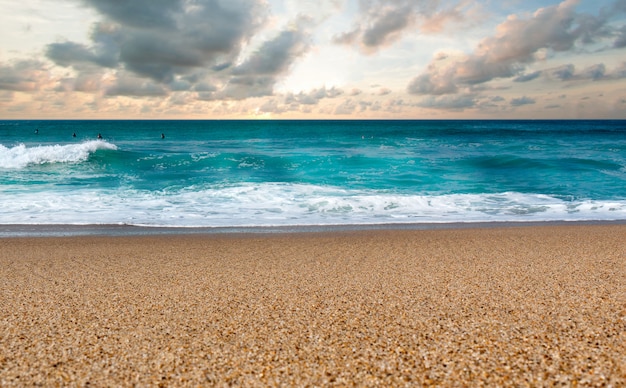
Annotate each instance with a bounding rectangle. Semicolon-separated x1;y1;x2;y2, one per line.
1;184;625;227
0;140;117;169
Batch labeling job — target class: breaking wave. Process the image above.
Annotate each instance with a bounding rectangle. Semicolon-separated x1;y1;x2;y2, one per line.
0;141;118;169
1;184;625;227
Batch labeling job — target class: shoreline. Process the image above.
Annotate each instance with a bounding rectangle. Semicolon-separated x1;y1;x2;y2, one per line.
2;224;625;385
2;219;626;238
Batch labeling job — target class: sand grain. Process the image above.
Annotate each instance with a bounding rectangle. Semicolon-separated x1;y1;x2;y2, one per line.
1;225;625;386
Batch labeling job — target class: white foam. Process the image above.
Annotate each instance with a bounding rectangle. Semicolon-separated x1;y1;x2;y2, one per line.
1;183;625;227
0;141;117;169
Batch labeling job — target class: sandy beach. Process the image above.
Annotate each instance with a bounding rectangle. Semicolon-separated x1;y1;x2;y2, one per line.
1;225;625;386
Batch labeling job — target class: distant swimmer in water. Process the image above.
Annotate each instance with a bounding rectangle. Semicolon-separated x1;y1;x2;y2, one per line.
161;133;165;139
97;133;102;139
72;132;76;138
35;129;39;134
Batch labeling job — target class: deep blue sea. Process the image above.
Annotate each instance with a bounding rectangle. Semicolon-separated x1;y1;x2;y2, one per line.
1;120;625;230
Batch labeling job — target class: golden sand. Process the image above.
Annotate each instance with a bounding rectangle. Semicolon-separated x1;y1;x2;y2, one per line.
1;225;625;386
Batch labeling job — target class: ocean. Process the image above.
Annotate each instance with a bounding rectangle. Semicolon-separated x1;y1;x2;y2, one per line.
1;120;625;233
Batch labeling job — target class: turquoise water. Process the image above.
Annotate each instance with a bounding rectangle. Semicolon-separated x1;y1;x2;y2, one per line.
1;120;625;227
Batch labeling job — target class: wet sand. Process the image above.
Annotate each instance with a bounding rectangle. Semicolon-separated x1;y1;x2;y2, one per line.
1;225;625;386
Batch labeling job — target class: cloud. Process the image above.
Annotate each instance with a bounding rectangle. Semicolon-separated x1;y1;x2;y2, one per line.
211;19;312;100
258;99;288;114
47;41;102;67
334;99;357;114
407;71;458;95
360;4;414;48
333;1;414;51
44;0;313;99
551;64;576;81
81;0;182;29
0;90;14;102
581;63;606;80
544;62;626;81
513;71;542;83
46;23;122;69
407;0;626;97
54;72;103;93
233;23;310;77
334;0;476;53
416;94;478;110
0;60;49;92
285;86;343;105
614;25;626;47
105;75;168;97
510;96;536;106
221;85;347;114
83;0;265;56
612;62;626;78
49;0;266;81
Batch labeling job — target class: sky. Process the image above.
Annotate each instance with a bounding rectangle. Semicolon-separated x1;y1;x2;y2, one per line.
1;0;625;119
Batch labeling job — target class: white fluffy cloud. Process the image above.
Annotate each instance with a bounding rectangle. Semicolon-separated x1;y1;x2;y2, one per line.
408;0;626;96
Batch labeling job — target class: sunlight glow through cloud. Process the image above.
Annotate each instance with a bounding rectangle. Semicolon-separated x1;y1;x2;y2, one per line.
0;0;625;118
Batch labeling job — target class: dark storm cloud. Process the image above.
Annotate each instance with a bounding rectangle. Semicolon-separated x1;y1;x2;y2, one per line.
105;76;168;97
81;0;183;29
47;42;98;67
44;0;310;99
47;23;121;69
